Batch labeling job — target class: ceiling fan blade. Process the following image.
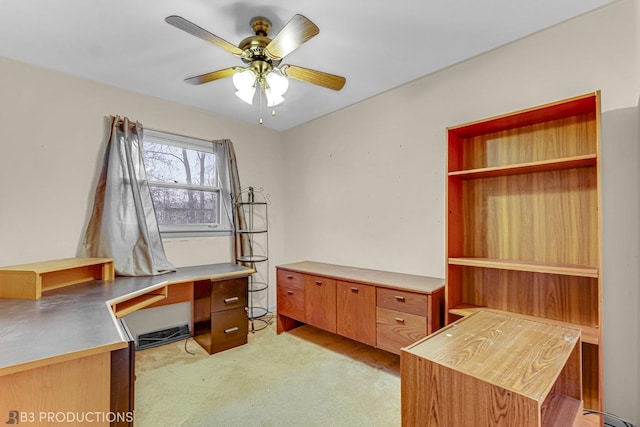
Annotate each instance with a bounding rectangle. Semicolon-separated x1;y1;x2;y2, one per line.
165;15;243;57
264;14;319;59
281;65;346;91
184;67;240;85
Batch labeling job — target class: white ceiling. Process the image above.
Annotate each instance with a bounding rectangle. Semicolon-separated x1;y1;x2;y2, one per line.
0;0;615;131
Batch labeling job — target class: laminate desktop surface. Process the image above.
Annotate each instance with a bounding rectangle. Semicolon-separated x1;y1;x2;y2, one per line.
0;263;253;375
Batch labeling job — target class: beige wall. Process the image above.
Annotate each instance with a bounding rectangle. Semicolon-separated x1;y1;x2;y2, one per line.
0;55;286;310
282;0;639;423
0;0;638;423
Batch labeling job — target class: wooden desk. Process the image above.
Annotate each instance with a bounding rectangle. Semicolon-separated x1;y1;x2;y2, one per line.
401;311;583;427
0;260;253;427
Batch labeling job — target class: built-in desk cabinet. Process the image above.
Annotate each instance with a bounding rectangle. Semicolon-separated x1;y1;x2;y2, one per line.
277;262;444;355
194;277;249;354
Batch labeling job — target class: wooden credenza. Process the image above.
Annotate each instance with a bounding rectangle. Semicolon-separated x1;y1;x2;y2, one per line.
276;261;444;355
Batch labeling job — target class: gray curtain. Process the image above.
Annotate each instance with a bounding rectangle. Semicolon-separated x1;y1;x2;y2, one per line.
217;139;249;263
81;116;175;276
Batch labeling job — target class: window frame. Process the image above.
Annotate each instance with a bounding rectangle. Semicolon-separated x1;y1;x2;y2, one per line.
142;129;232;237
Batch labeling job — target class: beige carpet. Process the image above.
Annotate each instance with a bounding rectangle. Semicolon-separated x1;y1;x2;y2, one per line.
134;317;401;426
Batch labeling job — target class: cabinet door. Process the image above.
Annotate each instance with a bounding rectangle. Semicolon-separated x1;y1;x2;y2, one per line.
336;281;376;346
304;275;337;333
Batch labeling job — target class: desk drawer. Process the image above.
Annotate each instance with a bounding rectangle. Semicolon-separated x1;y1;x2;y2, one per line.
211;278;248;312
277;284;305;322
377;288;428;317
210;307;248;353
277;269;305;290
376;307;427;355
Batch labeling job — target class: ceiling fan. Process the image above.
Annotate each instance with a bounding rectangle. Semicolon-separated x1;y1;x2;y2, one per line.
165;14;346;109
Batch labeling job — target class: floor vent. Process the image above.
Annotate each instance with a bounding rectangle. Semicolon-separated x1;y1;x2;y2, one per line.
136;324;190;350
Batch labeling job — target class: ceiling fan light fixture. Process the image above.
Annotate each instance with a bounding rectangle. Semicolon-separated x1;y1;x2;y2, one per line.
264;70;288;107
235;87;256;105
265;88;285;107
266;70;289;97
233;69;258;104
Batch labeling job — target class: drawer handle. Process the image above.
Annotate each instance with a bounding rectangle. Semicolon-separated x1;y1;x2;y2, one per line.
224;326;240;334
350;287;359;292
315;280;323;285
394;317;405;323
287;275;293;279
394;296;405;302
224;297;240;304
287;290;294;295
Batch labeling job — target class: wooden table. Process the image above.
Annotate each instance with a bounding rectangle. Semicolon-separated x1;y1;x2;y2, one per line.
401;310;583;427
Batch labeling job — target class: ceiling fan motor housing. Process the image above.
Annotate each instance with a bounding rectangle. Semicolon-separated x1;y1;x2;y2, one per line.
239;17;281;67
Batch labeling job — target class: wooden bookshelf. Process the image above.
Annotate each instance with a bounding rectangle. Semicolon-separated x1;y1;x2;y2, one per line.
445;92;603;411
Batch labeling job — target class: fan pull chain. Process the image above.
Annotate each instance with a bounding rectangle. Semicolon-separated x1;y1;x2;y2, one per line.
256;79;280;124
258;86;263;125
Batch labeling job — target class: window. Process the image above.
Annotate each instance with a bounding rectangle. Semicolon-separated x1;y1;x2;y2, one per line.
142;129;232;236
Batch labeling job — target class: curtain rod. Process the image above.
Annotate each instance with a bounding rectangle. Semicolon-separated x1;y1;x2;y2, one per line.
110;116;227;146
111;115;139;126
